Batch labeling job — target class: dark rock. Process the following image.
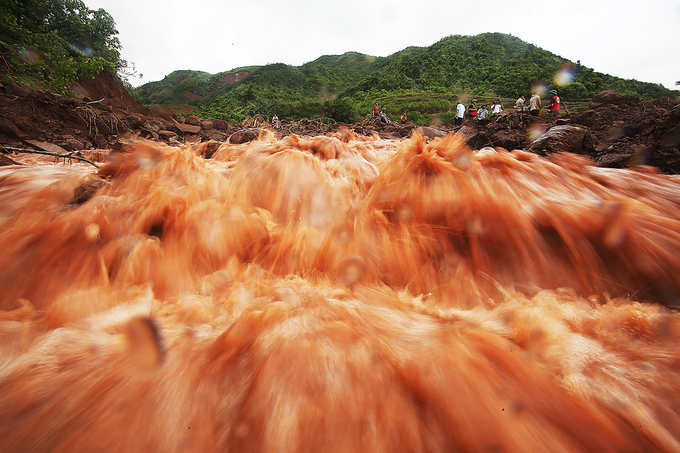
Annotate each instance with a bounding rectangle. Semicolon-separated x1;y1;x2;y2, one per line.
597;153;632;167
24;139;69;154
588;91;621;109
488;130;520;151
158;130;178;140
0;154;20;166
143;120;162;133
195;140;221;159
416;126;447;140
205;130;227;142
71;179;108;205
65;138;85;151
125;115;145;130
184;115;201;126
528;125;594;156
0;117;24;139
175;123;201;134
229;129;259;144
212;119;229;131
454;124;480;146
4;83;32;97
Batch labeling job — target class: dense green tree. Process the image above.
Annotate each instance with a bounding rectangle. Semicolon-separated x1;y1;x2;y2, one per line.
560;82;588;101
0;0;127;93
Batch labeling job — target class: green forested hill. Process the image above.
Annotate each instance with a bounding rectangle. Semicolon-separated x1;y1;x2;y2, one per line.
135;32;677;125
134;52;379;123
347;33;672;102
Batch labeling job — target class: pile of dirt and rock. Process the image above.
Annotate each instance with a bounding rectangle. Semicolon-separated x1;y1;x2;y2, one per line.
445;91;680;173
1;75;679;173
0;77;242;154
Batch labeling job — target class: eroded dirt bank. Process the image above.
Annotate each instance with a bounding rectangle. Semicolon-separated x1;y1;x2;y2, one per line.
1;75;679;172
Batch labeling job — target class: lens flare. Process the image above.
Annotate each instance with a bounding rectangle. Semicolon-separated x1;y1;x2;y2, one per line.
16;47;42;65
531;83;548;99
553;62;576;87
67;42;94;58
527;124;546;141
553;68;575;87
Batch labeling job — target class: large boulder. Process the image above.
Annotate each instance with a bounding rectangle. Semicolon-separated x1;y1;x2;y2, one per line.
204;130;228;142
212;119;230;131
229;128;259;144
454;123;479;144
451;112;531;151
415;126;447;140
184;115;201;126
528;125;594;156
175;123;201;134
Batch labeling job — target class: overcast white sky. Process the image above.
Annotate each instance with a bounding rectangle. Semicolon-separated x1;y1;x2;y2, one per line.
83;0;680;90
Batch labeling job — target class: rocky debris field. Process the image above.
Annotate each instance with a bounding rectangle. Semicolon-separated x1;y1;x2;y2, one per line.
1;74;679;173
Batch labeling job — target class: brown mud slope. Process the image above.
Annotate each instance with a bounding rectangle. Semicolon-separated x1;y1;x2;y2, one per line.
1;74;679;172
2;134;680;451
456;91;680;173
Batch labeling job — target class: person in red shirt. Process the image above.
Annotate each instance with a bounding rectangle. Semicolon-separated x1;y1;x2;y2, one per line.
401;113;407;124
467;100;477;119
373;103;379;116
547;90;561;115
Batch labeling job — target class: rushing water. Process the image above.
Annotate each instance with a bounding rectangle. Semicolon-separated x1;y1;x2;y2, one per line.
1;130;680;452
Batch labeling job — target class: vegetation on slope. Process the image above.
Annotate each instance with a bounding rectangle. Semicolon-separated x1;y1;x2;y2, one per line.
0;0;130;94
136;33;677;125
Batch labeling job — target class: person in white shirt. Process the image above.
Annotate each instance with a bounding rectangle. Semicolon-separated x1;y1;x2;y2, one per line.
455;101;466;126
529;91;542;116
491;99;503;115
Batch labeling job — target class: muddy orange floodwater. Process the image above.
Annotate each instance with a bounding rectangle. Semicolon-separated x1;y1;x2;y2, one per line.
1;130;680;452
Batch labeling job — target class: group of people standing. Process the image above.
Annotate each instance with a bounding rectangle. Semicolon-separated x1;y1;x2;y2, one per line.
373;103;408;124
373;89;562;128
373;103;391;123
454;99;503;125
515;90;561;116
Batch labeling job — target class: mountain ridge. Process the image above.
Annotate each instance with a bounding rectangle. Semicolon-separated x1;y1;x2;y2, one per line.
133;32;677;124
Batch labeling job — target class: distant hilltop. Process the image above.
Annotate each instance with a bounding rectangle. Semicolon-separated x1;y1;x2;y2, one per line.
133;33;678;124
